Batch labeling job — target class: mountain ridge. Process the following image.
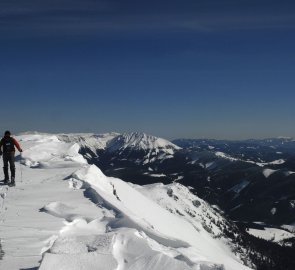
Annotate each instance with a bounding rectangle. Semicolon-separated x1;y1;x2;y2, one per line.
2;131;294;269
0;133;254;270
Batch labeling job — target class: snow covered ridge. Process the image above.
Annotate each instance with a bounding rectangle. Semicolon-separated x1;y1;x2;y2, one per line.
0;134;252;270
58;132;120;152
19;134;87;167
107;132;181;152
57;131;180;153
106;132;181;164
46;167;252;270
215;151;286;167
58;131;182;164
247;227;295;245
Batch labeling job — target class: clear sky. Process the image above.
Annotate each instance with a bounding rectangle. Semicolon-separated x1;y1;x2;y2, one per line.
1;0;295;140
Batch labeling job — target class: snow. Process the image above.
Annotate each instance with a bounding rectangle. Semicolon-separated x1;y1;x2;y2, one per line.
284;171;295;176
205;161;217;170
290;200;295;208
148;173;167;178
229;180;250;194
107;132;180;164
175;175;184;181
134;183;252;268
21;134;87;167
107;132;181;153
263;169;277;178
247;227;295;243
215;152;286;167
60;132;181;165
282;224;295;233
58;132;119;152
265;159;285;165
252;159;285;167
0;134;252;270
215;152;237;162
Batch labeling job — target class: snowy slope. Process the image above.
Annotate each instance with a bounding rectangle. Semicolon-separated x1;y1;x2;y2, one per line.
247;227;294;244
215;151;286;167
107;132;180;152
58;132;180;156
0;134;252;270
107;132;181;164
58;132;181;165
58;132;119;153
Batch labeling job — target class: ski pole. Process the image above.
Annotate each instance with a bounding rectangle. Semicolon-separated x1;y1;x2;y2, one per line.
19;153;23;183
0;154;2;182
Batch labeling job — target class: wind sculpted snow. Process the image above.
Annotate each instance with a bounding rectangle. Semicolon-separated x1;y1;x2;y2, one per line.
0;134;252;270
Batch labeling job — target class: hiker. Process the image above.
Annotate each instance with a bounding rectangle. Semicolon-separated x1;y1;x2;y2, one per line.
0;131;23;185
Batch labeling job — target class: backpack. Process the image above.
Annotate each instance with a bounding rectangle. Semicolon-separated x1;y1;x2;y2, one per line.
1;137;15;153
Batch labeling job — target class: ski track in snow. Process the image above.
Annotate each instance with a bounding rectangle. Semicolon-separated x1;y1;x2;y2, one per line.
0;134;253;270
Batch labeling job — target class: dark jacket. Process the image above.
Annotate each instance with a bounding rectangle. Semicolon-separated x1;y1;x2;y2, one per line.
0;136;22;153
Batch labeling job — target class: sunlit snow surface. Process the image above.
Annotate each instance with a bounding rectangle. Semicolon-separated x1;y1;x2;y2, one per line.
215;151;286;167
247;227;294;243
262;168;277;178
0;134;252;270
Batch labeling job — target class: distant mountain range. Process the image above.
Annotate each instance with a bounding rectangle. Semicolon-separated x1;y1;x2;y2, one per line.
58;133;295;226
57;132;295;269
172;137;295;225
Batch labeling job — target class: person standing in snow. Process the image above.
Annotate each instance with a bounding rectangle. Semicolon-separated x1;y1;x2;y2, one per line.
0;131;22;186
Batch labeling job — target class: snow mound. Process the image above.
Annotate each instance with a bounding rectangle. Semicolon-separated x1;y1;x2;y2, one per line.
41;229;206;270
19;134;87;168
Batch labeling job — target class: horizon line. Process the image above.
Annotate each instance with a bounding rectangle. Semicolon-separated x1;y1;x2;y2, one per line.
13;130;295;142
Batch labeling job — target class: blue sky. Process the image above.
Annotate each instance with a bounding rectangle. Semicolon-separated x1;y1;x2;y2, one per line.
1;0;295;139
